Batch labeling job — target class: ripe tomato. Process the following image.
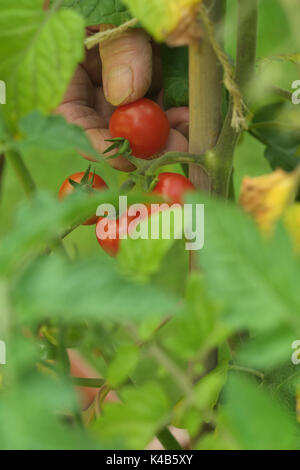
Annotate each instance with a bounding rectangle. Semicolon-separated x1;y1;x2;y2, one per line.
96;204;172;257
109;98;170;159
96;211;143;257
96;217;120;257
58;171;107;226
153;172;195;204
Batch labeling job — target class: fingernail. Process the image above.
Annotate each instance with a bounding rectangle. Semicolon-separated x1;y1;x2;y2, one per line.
105;66;133;106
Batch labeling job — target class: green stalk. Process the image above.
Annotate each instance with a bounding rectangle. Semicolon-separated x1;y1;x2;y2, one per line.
236;0;259;95
5;150;36;197
214;0;258;193
72;378;105;388
156;428;183;451
0;154;5;198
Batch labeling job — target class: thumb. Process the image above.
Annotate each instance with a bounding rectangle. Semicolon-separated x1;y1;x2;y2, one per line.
100;26;152;106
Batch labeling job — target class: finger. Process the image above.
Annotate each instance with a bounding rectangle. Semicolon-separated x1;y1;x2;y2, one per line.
85;128;135;172
166;107;189;139
100;26;152;106
56;67;134;172
163;128;189;153
68;349;119;410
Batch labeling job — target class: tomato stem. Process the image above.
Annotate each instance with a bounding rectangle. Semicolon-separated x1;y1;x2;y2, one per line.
72;378;106;388
156;428;183;451
0;154;5;198
214;0;258;193
145;151;208;175
5;150;36;197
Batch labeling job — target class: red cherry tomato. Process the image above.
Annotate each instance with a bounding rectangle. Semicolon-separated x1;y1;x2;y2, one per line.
109;98;170;159
96;217;120;257
153;172;195;204
96;210;145;257
58;172;107;226
96;203;174;257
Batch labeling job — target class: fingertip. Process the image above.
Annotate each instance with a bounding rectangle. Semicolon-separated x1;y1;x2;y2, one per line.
163;128;189;153
100;28;152;106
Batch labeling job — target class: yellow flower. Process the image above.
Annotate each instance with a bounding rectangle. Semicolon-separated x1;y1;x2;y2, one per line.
239;169;300;235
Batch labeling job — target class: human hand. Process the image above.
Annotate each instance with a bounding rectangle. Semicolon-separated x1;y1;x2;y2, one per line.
56;25;189;171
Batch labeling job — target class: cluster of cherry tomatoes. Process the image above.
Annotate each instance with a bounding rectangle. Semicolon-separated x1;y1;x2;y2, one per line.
58;98;195;257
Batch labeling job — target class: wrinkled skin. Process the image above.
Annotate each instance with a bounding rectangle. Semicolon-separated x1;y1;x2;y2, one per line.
54;24;189;171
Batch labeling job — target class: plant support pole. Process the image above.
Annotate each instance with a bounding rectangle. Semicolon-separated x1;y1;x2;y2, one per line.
189;0;224;192
5;150;36;197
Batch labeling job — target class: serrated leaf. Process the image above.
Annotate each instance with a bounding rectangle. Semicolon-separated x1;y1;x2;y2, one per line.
265;363;300;413
0;1;85;125
162;274;229;360
221;375;299;450
93;382;170;449
122;0;202;43
264;146;300;173
0;360;100;450
17;112;99;158
107;345;139;387
251;101;300;172
12;255;179;326
173;364;228;434
56;0;132;26
238;326;298;370
187;193;300;333
117;206;184;282
0;190;118;275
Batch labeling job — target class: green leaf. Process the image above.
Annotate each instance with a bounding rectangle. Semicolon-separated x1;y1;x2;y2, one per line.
0;190;119;275
12;255;179;325
16;112;119;192
238;325;297;370
187;193;300;334
17;112;99;159
221;374;299;450
0;112;11;143
121;0;199;42
117;206;184;282
265;363;300;413
173;364;228;435
250;101;300;172
162;274;229;361
0;368;100;449
151;239;189;296
194;363;228;411
196;433;238;450
56;0;132;26
107;344;139;387
161;46;189;109
264;146;300;173
0;0;85;125
93;382;171;449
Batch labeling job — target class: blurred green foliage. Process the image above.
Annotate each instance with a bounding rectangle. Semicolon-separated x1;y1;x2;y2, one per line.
0;0;300;451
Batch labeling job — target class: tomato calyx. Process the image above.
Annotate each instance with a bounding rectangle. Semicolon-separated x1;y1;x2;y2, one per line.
104;137;133;160
68;165;96;195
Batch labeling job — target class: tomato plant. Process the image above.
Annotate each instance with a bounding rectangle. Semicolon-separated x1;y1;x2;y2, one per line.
1;0;300;455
